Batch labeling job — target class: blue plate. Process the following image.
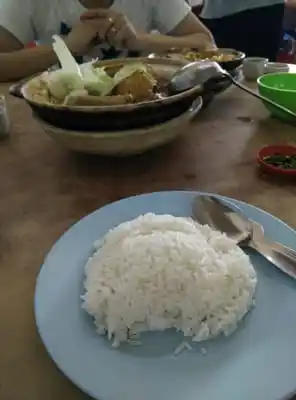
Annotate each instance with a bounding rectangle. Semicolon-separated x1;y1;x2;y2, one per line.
34;191;296;400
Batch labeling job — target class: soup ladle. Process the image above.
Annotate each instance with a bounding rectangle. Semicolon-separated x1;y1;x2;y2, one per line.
168;60;296;120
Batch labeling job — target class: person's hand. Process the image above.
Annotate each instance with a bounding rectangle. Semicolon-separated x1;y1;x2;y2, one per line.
199;34;217;51
204;42;218;51
80;9;139;50
64;21;99;55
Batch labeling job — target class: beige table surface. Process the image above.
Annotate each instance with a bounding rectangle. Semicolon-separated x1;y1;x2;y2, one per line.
0;79;296;400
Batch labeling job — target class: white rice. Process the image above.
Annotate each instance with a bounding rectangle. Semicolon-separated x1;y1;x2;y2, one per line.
82;213;257;346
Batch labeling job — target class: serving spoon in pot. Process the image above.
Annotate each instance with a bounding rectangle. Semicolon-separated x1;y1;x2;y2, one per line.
168;60;296;120
192;195;296;280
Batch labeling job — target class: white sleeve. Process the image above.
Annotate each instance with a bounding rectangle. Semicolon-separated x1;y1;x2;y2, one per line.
0;0;34;45
151;0;191;34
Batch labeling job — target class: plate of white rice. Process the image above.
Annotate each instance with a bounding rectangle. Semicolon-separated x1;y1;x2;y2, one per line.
34;191;296;400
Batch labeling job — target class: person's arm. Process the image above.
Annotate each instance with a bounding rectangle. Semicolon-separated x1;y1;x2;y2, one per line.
81;2;215;54
0;0;56;81
0;0;101;82
134;12;215;52
0;24;102;82
0;29;58;82
135;0;214;52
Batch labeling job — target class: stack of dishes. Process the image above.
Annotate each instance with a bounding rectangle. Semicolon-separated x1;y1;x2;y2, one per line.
21;58;204;156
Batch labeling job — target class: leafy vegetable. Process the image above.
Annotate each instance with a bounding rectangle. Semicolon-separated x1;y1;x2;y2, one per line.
83;67;115;96
44;62;154;102
263;153;296;169
46;71;84;100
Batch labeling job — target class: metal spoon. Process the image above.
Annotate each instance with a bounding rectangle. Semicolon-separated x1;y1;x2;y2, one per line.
192;195;296;280
169;60;296;120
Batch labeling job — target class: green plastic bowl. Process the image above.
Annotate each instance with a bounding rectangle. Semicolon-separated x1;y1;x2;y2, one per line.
257;73;296;121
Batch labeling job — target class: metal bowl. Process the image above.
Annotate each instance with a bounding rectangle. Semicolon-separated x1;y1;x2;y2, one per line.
150;48;246;72
21;57;202;132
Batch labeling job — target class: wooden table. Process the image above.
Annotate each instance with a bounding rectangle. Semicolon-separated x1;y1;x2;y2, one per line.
1;81;296;400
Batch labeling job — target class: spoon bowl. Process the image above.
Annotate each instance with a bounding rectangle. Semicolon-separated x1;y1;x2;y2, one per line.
192;195;252;244
168;60;225;94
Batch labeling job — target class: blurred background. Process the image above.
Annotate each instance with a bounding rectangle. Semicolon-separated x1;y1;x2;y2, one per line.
188;0;296;63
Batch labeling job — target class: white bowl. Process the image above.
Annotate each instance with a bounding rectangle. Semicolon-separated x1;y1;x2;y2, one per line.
265;62;290;74
34;98;203;156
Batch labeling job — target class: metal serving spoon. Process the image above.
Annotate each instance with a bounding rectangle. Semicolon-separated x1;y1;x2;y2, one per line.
169;60;296;119
192;195;296;280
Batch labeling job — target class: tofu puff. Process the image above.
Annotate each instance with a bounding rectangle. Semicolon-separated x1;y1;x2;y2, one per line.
114;69;157;102
104;63;158;102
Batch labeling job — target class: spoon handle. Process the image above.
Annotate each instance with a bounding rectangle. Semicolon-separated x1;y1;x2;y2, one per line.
250;240;296;280
249;221;296;279
229;76;296;119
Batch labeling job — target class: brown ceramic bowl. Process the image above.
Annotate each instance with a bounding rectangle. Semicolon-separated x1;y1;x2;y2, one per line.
21;57;203;132
150;48;246;72
34;97;203;156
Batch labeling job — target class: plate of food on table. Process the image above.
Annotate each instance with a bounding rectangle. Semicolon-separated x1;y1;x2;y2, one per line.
21;56;204;131
34;190;296;400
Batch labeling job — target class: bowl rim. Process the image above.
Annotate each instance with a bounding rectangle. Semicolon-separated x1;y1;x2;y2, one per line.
152;47;245;57
257;144;296;175
207;47;245;59
35;96;203;138
257;72;296;92
149;48;245;63
21;57;202;113
265;62;289;68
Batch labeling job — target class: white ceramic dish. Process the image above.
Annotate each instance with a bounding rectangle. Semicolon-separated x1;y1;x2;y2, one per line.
34;97;203;156
242;57;268;81
265;62;290;74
